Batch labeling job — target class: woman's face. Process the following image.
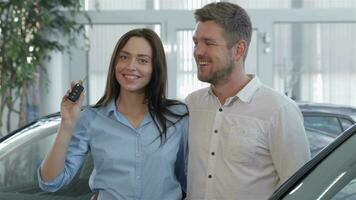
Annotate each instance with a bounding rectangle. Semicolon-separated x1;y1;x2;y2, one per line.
115;37;153;94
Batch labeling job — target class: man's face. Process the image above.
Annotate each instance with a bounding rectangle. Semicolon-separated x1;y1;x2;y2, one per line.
193;21;235;85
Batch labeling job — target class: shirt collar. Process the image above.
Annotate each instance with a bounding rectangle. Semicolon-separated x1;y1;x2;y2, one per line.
207;74;262;104
103;99;117;117
237;75;262;103
103;98;153;128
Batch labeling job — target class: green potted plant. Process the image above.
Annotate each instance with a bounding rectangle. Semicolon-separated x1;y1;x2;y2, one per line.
0;0;91;136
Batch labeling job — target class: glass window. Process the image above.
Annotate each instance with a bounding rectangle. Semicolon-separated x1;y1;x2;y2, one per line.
175;29;258;100
87;24;161;104
304;116;342;135
85;0;150;10
340;118;354;131
332;178;356;200
0;132;55;189
0;120;93;199
305;128;334;157
279;128;356;200
85;0;356;10
176;30;209;100
273;23;356;107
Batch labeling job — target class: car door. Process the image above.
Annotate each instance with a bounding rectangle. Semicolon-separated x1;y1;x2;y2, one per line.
269;124;356;200
0;116;94;200
303;114;343;136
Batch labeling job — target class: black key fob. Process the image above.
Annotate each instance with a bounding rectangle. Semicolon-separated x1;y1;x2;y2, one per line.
67;83;84;102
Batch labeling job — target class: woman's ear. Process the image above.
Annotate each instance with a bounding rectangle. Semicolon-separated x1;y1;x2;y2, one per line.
232;40;247;62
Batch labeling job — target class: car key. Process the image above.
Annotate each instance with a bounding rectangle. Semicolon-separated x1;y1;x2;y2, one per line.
67;76;86;102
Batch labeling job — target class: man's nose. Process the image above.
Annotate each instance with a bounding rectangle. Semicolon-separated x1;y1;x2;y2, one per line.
194;43;205;56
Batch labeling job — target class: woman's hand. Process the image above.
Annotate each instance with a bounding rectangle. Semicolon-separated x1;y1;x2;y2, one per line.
40;80;85;182
60;80;85;129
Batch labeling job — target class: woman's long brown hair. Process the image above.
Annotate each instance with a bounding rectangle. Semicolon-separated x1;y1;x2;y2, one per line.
95;28;188;143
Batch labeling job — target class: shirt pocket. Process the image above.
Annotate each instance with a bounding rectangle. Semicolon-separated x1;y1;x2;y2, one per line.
226;126;258;163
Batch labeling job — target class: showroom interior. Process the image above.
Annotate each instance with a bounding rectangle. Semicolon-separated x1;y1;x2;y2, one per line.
1;0;356;134
1;1;356;200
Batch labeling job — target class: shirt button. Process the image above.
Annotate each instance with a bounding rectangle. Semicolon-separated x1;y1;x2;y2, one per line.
219;108;223;112
208;174;212;178
211;152;215;156
214;130;218;134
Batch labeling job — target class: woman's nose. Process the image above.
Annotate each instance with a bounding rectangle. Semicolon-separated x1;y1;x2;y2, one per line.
127;57;136;70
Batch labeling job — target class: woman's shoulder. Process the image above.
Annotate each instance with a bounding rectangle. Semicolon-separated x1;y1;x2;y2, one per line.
165;99;188;115
79;105;102;121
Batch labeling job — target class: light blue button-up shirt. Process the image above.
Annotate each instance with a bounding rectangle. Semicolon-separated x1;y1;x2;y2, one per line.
39;100;188;200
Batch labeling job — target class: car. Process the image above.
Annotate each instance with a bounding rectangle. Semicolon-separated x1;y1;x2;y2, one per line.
0;109;345;199
0;113;94;200
298;102;356;136
269;123;356;200
305;127;335;157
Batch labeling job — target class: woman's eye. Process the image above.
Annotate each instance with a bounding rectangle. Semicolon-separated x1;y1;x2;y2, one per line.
119;54;128;60
137;58;149;64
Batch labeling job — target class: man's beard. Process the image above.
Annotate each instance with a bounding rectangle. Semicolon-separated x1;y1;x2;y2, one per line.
198;58;234;85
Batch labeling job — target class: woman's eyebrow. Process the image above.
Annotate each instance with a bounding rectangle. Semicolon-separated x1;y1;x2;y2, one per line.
137;54;151;59
119;50;130;55
120;50;151;58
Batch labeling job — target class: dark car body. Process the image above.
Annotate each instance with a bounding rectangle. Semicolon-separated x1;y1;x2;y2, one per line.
305;127;335;157
0;102;354;199
298;102;356;136
269;124;356;200
0;113;93;200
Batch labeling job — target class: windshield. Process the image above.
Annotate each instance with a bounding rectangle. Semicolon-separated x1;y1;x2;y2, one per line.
0;117;93;200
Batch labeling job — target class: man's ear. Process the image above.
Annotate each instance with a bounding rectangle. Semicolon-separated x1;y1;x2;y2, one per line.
232;40;247;62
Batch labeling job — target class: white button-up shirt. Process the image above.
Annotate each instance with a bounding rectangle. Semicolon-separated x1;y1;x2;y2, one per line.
185;75;310;200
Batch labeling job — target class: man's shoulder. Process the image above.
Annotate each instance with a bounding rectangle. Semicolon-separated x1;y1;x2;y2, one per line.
185;87;210;104
255;85;298;109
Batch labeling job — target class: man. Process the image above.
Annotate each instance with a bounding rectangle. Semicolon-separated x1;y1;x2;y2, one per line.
185;2;311;200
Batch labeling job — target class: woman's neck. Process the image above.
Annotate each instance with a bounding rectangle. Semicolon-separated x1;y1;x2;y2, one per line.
116;91;148;119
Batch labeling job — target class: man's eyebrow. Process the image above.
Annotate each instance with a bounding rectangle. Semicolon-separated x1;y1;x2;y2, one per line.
203;38;218;43
192;36;218;43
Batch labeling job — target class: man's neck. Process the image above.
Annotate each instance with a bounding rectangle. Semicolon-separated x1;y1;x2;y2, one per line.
211;74;251;105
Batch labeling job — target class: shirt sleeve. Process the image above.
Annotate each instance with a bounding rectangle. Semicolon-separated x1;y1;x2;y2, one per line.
38;112;90;192
175;115;189;193
269;101;311;186
183;93;192;106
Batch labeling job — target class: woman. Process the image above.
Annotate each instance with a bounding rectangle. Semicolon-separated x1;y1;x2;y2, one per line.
38;28;188;200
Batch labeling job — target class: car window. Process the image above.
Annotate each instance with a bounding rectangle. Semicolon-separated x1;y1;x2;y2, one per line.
340;118;354;131
304;116;342;135
332;179;356;200
0;119;94;200
276;127;356;200
305;128;335;157
0;131;55;189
